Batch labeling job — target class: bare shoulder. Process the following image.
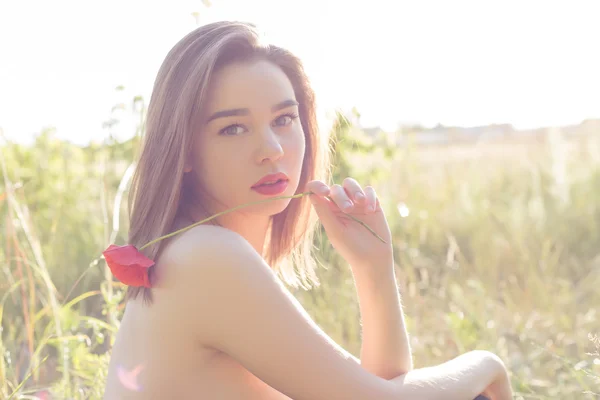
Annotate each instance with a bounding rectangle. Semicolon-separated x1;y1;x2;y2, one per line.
155;223;282;345
166;224;248;252
161;224;252;268
151;225;402;400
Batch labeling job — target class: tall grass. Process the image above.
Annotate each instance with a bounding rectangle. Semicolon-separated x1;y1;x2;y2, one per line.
0;108;599;399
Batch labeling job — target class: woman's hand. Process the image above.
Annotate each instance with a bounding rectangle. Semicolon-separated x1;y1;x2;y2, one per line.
306;178;393;272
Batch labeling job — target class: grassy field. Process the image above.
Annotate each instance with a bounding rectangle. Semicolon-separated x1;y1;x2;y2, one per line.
0;119;599;399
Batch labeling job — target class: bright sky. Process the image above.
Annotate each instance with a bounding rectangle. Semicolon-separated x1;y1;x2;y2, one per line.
1;0;599;145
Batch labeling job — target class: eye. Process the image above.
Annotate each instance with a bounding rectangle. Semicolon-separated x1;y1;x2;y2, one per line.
272;113;299;128
219;124;247;136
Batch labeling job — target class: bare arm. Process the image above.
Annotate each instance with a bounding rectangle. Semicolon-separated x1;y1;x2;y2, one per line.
352;263;413;378
162;226;510;400
352;264;511;399
393;350;512;400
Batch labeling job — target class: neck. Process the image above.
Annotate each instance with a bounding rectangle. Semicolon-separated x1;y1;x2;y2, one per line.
215;211;271;257
185;201;270;258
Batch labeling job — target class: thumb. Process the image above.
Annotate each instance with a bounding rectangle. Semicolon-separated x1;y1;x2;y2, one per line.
309;192;339;227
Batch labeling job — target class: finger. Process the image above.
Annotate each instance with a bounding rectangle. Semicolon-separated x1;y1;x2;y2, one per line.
329;184;354;213
342;177;366;204
305;180;330;197
364;186;378;213
308;188;339;225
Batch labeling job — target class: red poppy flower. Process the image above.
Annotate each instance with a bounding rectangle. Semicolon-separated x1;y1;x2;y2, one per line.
102;244;154;288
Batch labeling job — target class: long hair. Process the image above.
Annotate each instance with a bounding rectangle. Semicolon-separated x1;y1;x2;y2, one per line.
126;21;331;302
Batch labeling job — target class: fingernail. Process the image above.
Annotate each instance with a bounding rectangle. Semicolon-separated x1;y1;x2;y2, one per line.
343;201;353;209
320;186;330;195
355;192;365;201
369;205;376;211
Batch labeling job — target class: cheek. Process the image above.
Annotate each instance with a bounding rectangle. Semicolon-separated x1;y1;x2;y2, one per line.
283;128;306;186
290;126;306;163
200;146;246;193
190;141;223;190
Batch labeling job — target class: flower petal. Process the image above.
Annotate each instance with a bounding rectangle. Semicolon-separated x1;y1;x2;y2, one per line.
103;245;154;268
102;244;155;288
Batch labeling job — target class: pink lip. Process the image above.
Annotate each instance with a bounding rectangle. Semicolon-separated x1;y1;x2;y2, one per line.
252;172;289;188
251;180;289;196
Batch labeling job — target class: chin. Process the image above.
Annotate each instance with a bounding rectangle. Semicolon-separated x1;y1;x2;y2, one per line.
248;180;299;215
265;198;293;216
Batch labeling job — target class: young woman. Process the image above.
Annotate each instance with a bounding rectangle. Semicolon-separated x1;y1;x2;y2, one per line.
103;21;513;399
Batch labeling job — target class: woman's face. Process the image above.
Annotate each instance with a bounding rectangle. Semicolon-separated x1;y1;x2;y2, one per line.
187;59;306;217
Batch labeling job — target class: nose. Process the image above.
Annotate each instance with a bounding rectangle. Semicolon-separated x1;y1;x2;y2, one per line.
255;127;284;164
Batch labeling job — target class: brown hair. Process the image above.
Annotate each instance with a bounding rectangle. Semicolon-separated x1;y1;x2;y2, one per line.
126;21;331;303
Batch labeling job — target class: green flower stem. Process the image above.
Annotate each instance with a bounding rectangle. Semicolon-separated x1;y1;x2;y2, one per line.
140;190;386;251
334;202;388;244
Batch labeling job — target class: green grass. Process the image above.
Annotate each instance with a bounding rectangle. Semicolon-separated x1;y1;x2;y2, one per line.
0;116;599;399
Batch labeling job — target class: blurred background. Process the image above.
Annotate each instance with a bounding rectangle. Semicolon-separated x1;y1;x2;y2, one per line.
1;0;599;398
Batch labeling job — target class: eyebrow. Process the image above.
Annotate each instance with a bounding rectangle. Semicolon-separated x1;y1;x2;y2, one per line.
206;99;299;123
